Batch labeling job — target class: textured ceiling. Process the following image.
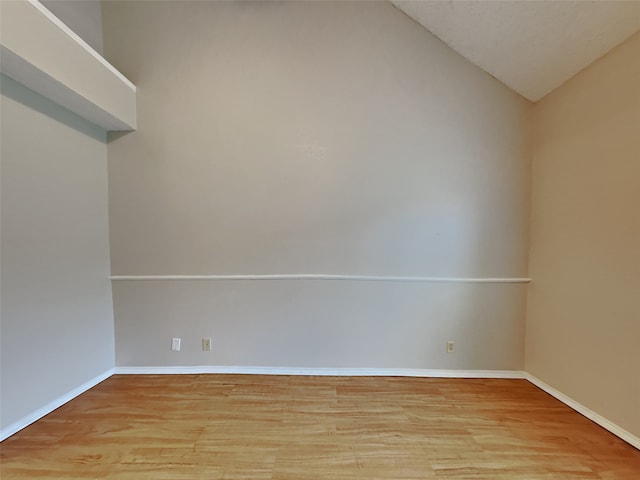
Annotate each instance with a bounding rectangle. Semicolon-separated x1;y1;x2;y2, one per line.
392;0;640;101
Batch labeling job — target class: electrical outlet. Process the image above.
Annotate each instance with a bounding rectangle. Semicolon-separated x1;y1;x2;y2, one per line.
202;337;212;352
446;341;455;353
171;337;181;351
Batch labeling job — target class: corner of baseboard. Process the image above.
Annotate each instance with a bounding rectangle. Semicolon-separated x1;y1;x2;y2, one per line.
0;368;115;442
524;373;640;450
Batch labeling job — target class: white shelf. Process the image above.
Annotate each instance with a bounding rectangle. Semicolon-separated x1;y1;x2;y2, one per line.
0;0;136;131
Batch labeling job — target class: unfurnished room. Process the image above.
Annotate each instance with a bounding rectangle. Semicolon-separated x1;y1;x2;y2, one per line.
0;0;639;478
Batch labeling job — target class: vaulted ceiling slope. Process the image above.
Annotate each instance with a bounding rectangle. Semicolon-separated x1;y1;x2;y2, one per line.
392;0;640;102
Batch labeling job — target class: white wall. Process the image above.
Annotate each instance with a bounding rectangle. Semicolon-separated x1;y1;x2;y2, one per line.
526;32;640;438
102;1;532;369
0;75;115;433
113;280;527;370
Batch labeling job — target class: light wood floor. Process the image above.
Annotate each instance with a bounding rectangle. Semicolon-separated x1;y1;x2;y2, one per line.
1;375;638;479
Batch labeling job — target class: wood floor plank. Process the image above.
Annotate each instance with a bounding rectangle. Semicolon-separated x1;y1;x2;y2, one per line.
1;375;638;479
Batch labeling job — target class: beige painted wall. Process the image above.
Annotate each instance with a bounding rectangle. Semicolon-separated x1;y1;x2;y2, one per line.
40;0;103;54
0;75;115;432
526;32;640;438
102;1;532;369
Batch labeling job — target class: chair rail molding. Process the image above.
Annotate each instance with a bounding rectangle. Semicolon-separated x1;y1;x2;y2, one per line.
109;274;531;283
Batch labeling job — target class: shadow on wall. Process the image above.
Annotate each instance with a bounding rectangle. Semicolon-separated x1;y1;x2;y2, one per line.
0;74;106;142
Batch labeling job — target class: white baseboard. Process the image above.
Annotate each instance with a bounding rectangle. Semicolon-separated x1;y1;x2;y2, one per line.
0;368;114;441
114;365;526;379
3;368;637;451
525;373;640;450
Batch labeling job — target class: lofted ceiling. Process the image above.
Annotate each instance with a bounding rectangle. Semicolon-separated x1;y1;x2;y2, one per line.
391;0;640;102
